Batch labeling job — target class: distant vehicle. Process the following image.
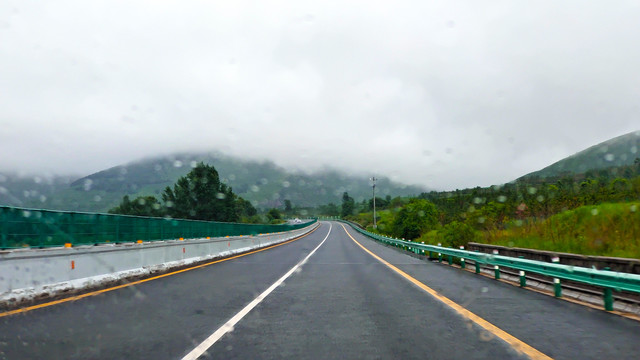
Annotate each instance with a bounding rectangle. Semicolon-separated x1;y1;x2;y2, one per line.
293;218;302;224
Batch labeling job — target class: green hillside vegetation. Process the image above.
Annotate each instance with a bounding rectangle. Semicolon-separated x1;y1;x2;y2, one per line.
522;130;640;179
343;160;640;259
487;202;640;258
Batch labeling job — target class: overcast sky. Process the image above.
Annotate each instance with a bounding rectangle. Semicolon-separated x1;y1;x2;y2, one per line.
1;1;639;190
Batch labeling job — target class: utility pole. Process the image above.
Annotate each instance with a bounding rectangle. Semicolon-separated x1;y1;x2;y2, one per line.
370;176;377;229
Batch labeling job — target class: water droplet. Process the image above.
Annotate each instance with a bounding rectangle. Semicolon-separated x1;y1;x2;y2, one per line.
173;160;183;168
190;161;198;168
497;195;507;203
591;208;599;216
479;330;495;342
536;195;544;202
630;205;637;212
604;153;615;162
93;195;102;202
83;179;93;191
260;178;268;185
250;185;260;192
528;187;537;195
282;181;290;188
216;192;226;199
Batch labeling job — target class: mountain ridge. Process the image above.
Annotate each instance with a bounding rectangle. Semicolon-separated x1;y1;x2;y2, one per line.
519;130;640;180
1;152;427;212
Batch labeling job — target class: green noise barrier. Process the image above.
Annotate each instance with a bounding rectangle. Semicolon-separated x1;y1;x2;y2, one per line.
0;205;315;249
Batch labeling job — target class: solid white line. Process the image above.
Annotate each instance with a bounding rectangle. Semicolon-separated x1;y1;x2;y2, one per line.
181;223;332;360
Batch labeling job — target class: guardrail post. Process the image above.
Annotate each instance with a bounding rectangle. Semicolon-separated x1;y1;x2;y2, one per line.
447;255;453;265
438;252;442;263
519;271;526;287
494;266;500;280
475;261;480;274
604;288;614;311
554;278;562;298
460;258;465;269
428;251;433;259
551;256;562;297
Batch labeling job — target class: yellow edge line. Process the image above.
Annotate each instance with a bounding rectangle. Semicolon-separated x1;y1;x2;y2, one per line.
0;225;321;319
340;224;553;360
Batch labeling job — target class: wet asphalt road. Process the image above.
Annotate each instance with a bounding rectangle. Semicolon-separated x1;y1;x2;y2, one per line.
1;222;639;359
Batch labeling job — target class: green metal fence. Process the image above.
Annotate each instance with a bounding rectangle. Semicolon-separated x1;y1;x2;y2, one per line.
340;220;640;311
0;206;316;249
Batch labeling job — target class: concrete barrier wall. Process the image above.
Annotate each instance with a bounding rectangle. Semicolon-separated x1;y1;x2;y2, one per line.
0;222;318;303
467;242;640;274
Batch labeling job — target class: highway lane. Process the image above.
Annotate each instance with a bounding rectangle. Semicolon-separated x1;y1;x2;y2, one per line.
0;224;329;359
1;221;639;359
344;224;640;359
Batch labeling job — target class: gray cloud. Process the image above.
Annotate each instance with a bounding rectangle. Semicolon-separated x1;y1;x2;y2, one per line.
1;1;639;190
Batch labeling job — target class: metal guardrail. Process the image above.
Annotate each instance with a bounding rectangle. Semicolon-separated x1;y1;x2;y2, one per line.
340;220;640;311
0;205;317;249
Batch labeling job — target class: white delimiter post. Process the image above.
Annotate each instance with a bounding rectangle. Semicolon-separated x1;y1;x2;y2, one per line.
371;176;377;229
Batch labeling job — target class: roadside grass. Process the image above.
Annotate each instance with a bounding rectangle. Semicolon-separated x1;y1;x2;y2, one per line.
483;202;640;259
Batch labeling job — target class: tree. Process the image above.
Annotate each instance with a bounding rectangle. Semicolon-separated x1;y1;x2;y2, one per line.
318;203;340;216
108;195;164;217
284;199;293;213
267;208;282;222
236;197;257;219
392;198;439;240
369;197;389;210
341;192;355;217
161;162;238;222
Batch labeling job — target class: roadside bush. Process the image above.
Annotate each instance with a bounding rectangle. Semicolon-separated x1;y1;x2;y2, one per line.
439;221;477;248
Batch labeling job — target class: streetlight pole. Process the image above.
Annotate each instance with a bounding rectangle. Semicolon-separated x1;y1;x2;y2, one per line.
370;176;377;229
